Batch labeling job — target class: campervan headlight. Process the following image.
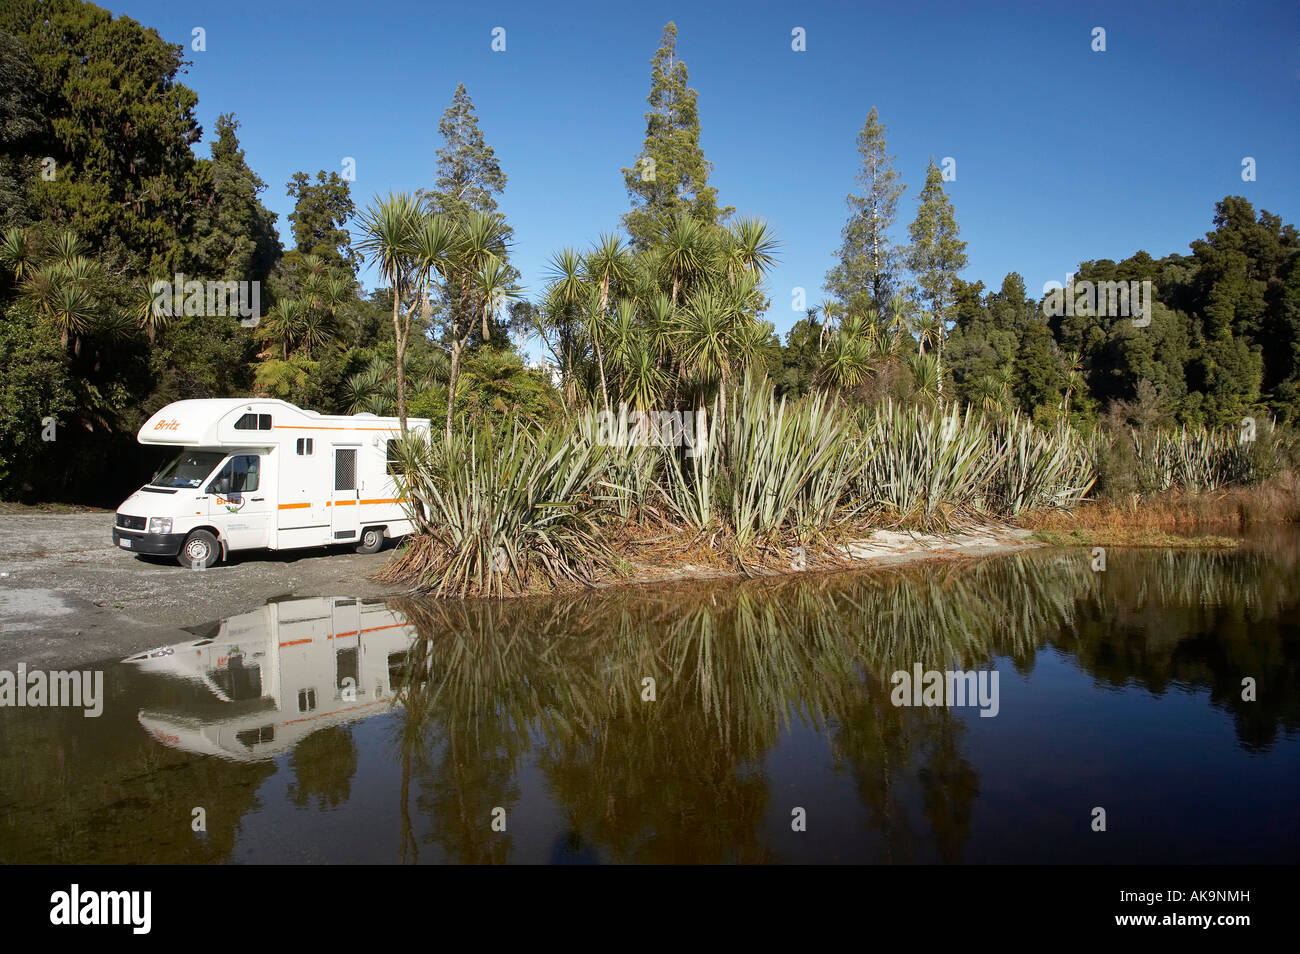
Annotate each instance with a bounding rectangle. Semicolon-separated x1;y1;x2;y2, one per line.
148;517;173;535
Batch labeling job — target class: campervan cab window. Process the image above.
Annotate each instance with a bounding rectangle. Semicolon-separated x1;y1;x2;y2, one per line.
150;451;225;489
208;455;260;495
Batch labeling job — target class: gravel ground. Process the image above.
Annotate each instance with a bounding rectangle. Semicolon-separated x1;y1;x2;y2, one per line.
0;514;405;668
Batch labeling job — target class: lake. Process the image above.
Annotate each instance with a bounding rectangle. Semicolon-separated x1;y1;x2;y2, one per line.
2;536;1297;864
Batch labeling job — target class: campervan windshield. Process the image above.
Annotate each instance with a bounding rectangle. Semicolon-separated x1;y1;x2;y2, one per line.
150;450;225;489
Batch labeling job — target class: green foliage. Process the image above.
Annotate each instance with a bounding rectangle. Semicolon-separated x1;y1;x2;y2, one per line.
1091;416;1296;500
0;3;283;501
4;8;1300;517
774;314;822;398
417;84;520;357
817;313;875;392
458;348;563;426
856;401;1096;525
863;401;997;524
252;353;322;405
535;210;778;424
1012;314;1061;413
3;0;205;273
907;158;968;402
1044;200;1299;428
0;31;45;228
384;422;614;597
990;412;1096;515
146;314;256;405
383;379;1113;593
1132;425;1283;493
907;159;969;320
723;380;859;545
355;188;522;437
0;308;74;493
658;404;720;531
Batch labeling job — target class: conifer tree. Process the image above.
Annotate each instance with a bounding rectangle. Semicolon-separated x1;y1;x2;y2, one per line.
825;107;905;318
907;158;967;401
621;22;731;251
286;170;358;271
189;115;280;286
422;84;519;350
423;83;509;222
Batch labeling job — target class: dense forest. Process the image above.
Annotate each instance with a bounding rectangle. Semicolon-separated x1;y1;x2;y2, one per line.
1;2;1297;507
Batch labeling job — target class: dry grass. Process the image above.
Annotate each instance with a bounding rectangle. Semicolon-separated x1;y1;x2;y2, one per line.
604;520;727;562
1019;473;1300;548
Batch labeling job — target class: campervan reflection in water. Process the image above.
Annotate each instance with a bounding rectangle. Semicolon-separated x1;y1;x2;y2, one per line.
122;597;417;761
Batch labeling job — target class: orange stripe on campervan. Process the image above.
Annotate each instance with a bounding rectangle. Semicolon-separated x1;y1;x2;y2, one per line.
279;497;405;509
273;425;399;431
281;625;405;647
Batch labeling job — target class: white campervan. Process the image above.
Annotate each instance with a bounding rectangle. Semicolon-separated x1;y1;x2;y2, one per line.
112;399;428;568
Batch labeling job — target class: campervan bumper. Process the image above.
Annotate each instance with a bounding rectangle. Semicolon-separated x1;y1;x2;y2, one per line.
112;526;186;556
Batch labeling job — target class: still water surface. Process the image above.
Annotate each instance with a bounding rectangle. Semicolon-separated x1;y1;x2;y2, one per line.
2;538;1298;864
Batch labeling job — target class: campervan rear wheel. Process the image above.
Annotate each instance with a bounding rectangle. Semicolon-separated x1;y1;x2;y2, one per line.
178;530;220;570
356;526;385;554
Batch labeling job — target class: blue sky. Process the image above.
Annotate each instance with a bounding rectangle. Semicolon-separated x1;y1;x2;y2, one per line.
108;0;1298;344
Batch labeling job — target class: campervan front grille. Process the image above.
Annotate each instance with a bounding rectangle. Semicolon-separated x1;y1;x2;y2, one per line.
116;514;146;531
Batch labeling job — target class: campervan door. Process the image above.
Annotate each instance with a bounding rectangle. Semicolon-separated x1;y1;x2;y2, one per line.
209;449;273;551
328;442;361;543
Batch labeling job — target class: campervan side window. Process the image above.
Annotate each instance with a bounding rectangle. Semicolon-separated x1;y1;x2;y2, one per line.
386;439;405;476
234;412;273;430
296;438;314;455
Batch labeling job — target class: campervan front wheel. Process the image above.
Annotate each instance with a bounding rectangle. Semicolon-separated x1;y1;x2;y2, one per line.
178;530;220;570
356;526;385;554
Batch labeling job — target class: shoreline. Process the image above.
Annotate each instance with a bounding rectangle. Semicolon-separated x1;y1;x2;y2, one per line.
585;526;1046;597
382;516;1249;600
0;512;1247;668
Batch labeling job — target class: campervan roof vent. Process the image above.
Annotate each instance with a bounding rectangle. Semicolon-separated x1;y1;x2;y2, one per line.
354;413;378;418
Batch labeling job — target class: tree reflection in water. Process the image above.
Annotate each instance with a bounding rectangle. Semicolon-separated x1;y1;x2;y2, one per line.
385;545;1299;862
